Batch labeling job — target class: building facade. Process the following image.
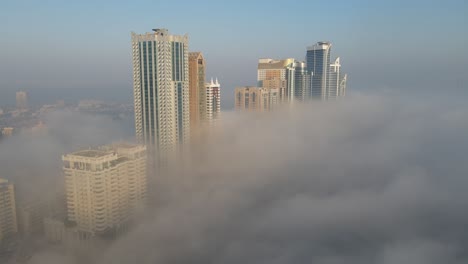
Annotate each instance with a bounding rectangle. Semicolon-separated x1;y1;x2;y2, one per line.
0;178;18;243
307;42;332;100
339;74;347;97
257;58;295;103
188;52;207;127
206;78;221;121
131;28;190;156
328;57;341;100
63;144;147;235
235;86;270;112
292;61;310;102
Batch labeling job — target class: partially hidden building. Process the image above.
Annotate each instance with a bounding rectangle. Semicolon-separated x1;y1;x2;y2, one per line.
235;86;270;112
0;178;18;244
206;78;221;121
189;52;207;127
131;28;190;158
62;143;147;235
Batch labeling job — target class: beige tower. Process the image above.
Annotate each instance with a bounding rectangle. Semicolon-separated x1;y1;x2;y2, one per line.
0;178;18;243
234;86;270;112
63;144;147;234
257;58;295;104
189;52;207;128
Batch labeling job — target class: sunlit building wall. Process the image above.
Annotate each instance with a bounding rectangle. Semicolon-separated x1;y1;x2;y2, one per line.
189;52;207;127
257;58;295;103
132;28;190;156
206;78;221;121
328;57;341;100
63;144;147;235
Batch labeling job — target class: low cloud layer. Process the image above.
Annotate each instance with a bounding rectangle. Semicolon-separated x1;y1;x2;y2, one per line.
5;95;468;264
98;95;468;264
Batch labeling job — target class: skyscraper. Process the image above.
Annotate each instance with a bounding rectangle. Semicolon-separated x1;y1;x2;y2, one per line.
339;74;347;97
206;78;221;121
293;61;310;102
0;178;18;243
235;86;270;112
131;28;190;156
188;52;207;127
63;144;147;235
307;42;332;100
16;91;28;110
328;57;341;100
257;58;295;103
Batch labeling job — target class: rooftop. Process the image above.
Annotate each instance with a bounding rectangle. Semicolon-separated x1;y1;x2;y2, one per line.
307;41;332;51
258;58;295;69
73;150;109;158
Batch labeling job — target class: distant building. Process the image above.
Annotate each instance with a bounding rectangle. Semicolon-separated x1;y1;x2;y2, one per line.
189;52;207;127
328;57;342;100
306;42;347;101
0;179;18;244
339;74;347;97
235;86;270;112
257;58;295;103
31;121;48;135
44;216;96;249
206;78;221;121
307;42;332;100
16;91;28;110
326;58;347;99
292;61;310;101
131;28;190;158
2;127;14;137
63;143;147;235
17;199;50;236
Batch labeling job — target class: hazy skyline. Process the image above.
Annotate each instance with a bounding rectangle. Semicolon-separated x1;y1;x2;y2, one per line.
1;0;467;108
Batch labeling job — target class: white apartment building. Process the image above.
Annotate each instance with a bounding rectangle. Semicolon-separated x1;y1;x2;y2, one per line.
206;78;221;122
62;144;146;234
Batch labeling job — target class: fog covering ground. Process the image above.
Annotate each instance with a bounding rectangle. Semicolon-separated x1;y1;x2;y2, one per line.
2;95;468;264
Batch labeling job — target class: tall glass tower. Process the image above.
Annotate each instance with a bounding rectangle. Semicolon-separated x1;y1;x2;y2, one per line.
307;42;332;100
131;28;190;157
293;61;310;101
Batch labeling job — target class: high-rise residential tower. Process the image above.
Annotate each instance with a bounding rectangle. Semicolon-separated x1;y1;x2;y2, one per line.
16;91;28;110
328;57;342;100
63;144;147;235
206;78;221;121
131;29;190;156
235;86;270;112
188;52;207;127
257;58;295;103
0;178;18;243
307;42;332;100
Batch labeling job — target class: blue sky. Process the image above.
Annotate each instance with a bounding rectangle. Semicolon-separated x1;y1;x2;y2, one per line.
0;0;467;108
